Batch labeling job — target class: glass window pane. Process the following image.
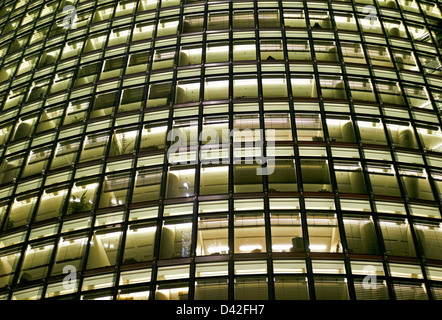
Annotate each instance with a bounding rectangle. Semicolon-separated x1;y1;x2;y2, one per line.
86;231;122;269
314;276;349;300
196;214;228;256
19;243;54;283
379;219;416;257
98;173;132;208
159;221;192;259
52;234;88;275
123;225;156;264
271;213;303;253
301;160;332;193
343;215;379;254
166;167;195;199
275;276;309;300
415;223;442;261
132;168;162;203
195;278;228;300
307;214;342;253
234;213;266;253
234;276;268;300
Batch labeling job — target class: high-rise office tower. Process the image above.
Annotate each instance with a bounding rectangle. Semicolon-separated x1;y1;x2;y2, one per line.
0;0;441;301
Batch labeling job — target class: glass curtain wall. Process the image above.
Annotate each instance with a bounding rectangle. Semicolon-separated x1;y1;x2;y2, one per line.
0;0;441;300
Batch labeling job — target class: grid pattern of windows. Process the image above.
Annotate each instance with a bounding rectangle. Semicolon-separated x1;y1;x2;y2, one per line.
0;0;441;300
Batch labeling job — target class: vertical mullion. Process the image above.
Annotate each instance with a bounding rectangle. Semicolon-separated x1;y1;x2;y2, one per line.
148;0;169;301
111;0;143;301
37;2;99;300
300;0;328;301
5;0;85;300
2;0;442;303
358;0;427;300
351;0;396;299
302;7;340;216
73;1;120;300
324;5;358;302
227;0;234;301
253;3;274;301
129;3;163;301
377;1;429;299
351;0;399;300
187;0;209;302
0;0;42;240
278;0;315;302
412;0;442;300
383;0;440;300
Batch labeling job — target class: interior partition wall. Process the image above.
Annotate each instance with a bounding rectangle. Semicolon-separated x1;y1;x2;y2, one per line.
0;0;441;300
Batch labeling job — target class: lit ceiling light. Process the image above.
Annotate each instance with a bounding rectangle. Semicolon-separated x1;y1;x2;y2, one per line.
239;244;263;252
207;246;229;254
162;274;189;280
272;244;292;251
309;244;327;251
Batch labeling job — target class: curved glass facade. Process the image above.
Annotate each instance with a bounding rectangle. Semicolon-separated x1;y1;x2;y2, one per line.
0;0;442;301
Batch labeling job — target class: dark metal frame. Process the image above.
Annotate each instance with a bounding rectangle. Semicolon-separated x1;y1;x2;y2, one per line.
0;0;441;300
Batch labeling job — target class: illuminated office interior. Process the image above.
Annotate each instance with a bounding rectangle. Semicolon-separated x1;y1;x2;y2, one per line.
0;0;441;300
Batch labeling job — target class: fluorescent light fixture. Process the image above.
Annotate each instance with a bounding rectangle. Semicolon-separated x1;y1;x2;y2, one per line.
239;244;263;252
357;121;382;128
272;244;292;251
202;166;228;173
197;271;228;277
233;45;256;51
207;246;229;254
334;164;361;171
343;219;370;224
309;244;327;251
174;223;193;229
129;226;156;233
121;131;138;139
233;79;257;86
262;78;286;85
119;292;149;299
326;118;348;126
290;79;314;85
306;218;336;224
59;238;88;246
274;268;304;273
235;269;267;275
390;271;421;278
313;269;341;273
163;274;189;280
380;221;402;226
207;46;229;53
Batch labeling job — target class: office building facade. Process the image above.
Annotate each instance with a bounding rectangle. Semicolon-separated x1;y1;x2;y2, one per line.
0;0;442;300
